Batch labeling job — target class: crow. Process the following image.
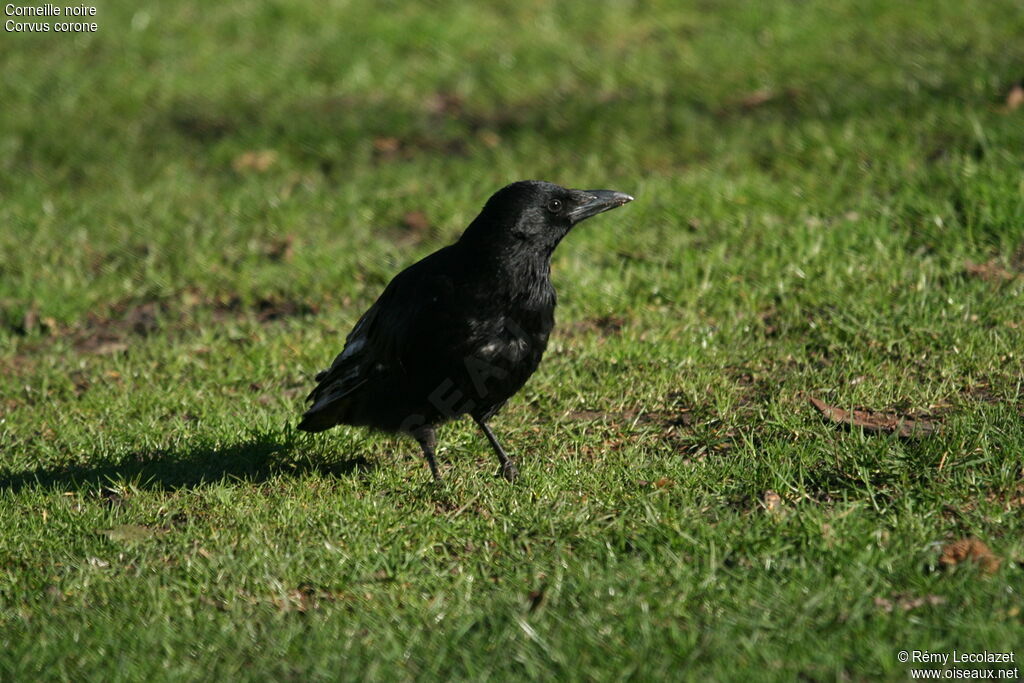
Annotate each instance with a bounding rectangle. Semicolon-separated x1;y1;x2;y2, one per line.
298;180;633;482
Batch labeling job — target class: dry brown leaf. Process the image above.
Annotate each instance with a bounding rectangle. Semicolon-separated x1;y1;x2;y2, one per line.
809;397;940;438
1003;82;1024;112
762;490;783;513
232;149;278;173
636;477;675;490
939;537;1001;574
737;89;777;108
372;137;401;154
400;211;431;234
717;87;801;115
965;259;1019;282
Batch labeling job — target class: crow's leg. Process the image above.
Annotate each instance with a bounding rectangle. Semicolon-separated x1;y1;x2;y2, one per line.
412;426;441;482
473;418;518;482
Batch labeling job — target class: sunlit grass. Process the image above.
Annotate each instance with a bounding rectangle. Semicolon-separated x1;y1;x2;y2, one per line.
1;0;1023;679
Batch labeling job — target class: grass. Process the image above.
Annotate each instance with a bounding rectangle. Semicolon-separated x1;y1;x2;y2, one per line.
2;0;1023;679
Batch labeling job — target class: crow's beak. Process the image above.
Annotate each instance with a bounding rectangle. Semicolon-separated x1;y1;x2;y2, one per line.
569;190;635;223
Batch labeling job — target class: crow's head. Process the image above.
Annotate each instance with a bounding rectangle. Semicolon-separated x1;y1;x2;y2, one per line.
462;180;633;254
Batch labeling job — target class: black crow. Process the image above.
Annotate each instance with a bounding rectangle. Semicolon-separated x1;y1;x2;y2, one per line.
298;180;633;482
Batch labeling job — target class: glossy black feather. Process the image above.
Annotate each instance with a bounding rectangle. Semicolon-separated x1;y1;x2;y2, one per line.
297;180;633;480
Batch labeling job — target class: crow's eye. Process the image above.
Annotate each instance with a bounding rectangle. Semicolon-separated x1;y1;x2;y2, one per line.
546;199;563;213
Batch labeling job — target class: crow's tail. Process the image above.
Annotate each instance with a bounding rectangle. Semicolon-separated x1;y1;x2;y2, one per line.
297;405;342;433
296;376;368;433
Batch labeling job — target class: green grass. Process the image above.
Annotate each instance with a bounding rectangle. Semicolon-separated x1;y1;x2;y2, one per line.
2;0;1024;679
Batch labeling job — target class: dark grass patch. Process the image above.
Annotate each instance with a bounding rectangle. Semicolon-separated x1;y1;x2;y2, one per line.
4;292;322;358
560;314;626;338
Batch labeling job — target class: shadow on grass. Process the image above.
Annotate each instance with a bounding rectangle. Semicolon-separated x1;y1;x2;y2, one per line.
0;429;372;494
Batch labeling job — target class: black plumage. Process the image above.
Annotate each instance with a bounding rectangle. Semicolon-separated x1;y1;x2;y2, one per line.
298;180;633;481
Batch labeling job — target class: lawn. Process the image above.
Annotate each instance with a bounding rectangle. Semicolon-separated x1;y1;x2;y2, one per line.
1;0;1023;680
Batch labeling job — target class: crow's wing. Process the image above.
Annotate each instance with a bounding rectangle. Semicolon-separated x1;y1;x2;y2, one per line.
302;247;461;419
304;305;375;407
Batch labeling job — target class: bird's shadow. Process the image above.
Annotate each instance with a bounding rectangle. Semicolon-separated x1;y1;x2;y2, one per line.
0;429;372;494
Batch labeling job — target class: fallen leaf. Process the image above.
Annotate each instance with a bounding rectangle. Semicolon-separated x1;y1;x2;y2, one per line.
372;137;401;155
400;211;431;234
232;149;278;173
762;490;783;513
717;87;801;115
1003;82;1024;112
965;259;1019;282
737;89;778;108
939;537;1000;574
636;477;674;490
809;396;940;438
